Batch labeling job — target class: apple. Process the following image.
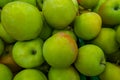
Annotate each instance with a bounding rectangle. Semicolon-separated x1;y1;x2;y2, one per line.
0;9;1;21
93;0;107;13
0;23;15;43
13;69;47;80
42;0;76;29
99;62;120;80
75;44;106;76
92;28;119;54
74;12;102;40
52;29;77;41
0;63;13;80
0;44;22;73
12;38;44;68
1;1;43;41
77;0;99;9
43;32;78;68
0;0;13;8
98;0;120;25
48;66;80;80
14;0;36;6
0;38;4;56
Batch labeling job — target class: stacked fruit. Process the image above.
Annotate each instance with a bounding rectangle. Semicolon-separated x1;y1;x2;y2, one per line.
0;0;120;80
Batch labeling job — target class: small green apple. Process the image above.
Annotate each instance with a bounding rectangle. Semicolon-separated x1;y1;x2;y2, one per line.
43;0;76;29
74;12;102;40
43;32;78;68
77;0;99;9
92;28;119;54
0;63;13;80
12;38;44;68
99;62;120;80
1;1;43;41
0;23;15;43
98;0;120;25
0;38;4;56
13;69;47;80
75;44;106;76
14;0;36;6
0;0;13;8
48;66;80;80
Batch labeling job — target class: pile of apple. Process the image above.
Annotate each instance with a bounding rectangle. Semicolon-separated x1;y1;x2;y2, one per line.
0;0;120;80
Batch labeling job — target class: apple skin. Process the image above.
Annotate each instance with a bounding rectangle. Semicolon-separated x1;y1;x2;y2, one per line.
74;12;102;40
116;25;120;44
0;0;13;7
75;44;106;76
43;32;78;68
92;28;119;54
0;38;4;56
0;63;13;80
48;66;80;80
1;1;43;41
99;62;120;80
14;0;36;6
12;38;44;68
0;44;22;73
0;9;1;22
0;23;15;43
78;0;99;9
13;69;47;80
72;0;79;13
42;0;76;29
98;0;120;25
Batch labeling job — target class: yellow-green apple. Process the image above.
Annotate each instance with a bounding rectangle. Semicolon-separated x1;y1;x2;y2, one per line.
116;25;120;44
98;0;120;25
14;0;36;6
77;0;99;9
0;44;22;73
48;66;80;80
75;44;106;76
0;0;13;8
1;1;43;41
0;23;15;43
99;62;120;80
0;63;13;80
42;0;76;29
12;38;44;68
0;38;4;56
13;69;47;80
52;29;77;41
92;28;119;54
93;0;107;13
43;32;78;68
74;12;102;40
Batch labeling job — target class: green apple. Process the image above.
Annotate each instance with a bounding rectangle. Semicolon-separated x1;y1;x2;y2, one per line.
75;44;106;76
52;29;77;41
0;44;22;73
0;63;13;80
0;9;1;22
99;62;120;80
0;23;15;43
48;66;80;80
42;0;76;29
43;32;78;68
116;25;120;44
74;12;102;40
92;28;119;54
1;1;43;41
0;0;13;8
14;0;36;6
13;69;47;80
98;0;120;25
0;38;4;56
77;0;99;9
93;0;107;13
12;38;44;68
